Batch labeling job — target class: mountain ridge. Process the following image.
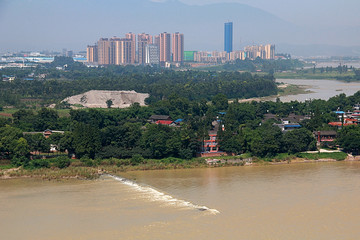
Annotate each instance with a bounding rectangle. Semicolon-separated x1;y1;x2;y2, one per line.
0;0;359;56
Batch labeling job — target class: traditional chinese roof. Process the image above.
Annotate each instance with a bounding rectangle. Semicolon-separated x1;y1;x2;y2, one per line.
314;131;337;136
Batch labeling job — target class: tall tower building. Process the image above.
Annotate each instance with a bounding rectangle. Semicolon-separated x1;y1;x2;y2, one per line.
138;33;153;64
87;45;98;63
97;38;111;65
172;32;184;63
159;32;171;65
224;22;233;53
125;33;136;64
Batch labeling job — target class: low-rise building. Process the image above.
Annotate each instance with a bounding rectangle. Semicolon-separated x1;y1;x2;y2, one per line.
314;131;337;144
149;115;171;124
274;123;301;133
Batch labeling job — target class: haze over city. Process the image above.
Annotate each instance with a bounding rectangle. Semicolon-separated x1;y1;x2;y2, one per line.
1;0;360;56
4;1;360;240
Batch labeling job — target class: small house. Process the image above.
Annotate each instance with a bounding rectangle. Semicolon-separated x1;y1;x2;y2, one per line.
314;131;337;144
149;115;171;124
156;120;173;125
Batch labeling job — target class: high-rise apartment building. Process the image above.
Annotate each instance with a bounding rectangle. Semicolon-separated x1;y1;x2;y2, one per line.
111;37;133;65
154;35;160;47
96;37;134;65
87;45;98;63
125;33;136;64
264;44;275;60
244;44;275;60
159;32;171;64
224;22;233;53
172;32;184;63
230;51;245;61
97;38;111;65
145;44;160;65
89;32;185;66
138;33;152;64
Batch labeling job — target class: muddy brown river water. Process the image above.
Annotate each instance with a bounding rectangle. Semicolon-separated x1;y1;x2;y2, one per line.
2;162;360;239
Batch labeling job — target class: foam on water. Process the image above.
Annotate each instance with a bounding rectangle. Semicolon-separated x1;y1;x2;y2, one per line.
106;174;220;215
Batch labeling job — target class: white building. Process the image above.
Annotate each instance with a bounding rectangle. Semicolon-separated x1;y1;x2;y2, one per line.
145;44;160;65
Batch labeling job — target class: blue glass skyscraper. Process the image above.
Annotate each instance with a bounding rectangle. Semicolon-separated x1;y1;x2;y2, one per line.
224;22;233;53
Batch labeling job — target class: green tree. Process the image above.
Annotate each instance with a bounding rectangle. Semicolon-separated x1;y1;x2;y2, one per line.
106;99;113;108
337;126;360;155
250;124;283;158
283;128;316;154
142;124;172;159
59;132;75;156
13;137;30;157
0;126;25;158
24;133;50;154
34;108;59;131
72;123;101;159
212;93;228;111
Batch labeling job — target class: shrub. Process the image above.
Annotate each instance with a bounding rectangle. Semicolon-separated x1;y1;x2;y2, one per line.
116;159;131;167
131;154;144;165
11;156;30;167
162;157;182;164
29;158;50;169
80;156;95;167
53;156;71;169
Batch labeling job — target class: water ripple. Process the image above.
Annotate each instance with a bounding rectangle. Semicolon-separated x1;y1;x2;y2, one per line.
106;174;220;215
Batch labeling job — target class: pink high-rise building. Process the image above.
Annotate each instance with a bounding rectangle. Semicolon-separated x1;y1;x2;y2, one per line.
87;45;98;63
111;37;133;65
125;33;136;64
97;38;111;65
172;32;184;63
159;32;171;64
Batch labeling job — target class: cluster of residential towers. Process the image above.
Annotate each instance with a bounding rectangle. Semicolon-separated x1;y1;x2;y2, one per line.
87;32;184;66
86;22;275;66
185;22;275;64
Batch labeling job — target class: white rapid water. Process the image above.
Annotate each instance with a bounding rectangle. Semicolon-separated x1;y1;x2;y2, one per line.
106;174;220;215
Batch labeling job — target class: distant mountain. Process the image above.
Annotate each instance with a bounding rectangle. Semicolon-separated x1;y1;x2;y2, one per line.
0;0;297;51
277;44;360;58
1;0;359;56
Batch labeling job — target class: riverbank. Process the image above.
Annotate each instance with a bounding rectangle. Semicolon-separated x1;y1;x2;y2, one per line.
275;71;356;81
0;152;354;180
236;83;310;103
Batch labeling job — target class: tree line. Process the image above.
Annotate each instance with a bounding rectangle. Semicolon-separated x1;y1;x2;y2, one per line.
2;90;360;167
0;62;277;107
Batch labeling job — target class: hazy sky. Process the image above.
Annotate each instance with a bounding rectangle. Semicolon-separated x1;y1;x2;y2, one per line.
1;0;360;53
178;0;360;27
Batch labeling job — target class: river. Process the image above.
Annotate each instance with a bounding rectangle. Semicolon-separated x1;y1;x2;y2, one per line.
2;162;360;239
275;78;360;102
2;78;360;239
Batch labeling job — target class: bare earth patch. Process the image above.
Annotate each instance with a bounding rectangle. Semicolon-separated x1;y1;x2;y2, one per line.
62;90;149;109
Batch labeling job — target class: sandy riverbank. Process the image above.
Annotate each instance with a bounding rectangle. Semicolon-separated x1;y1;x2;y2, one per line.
235;83;311;103
2;154;358;180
